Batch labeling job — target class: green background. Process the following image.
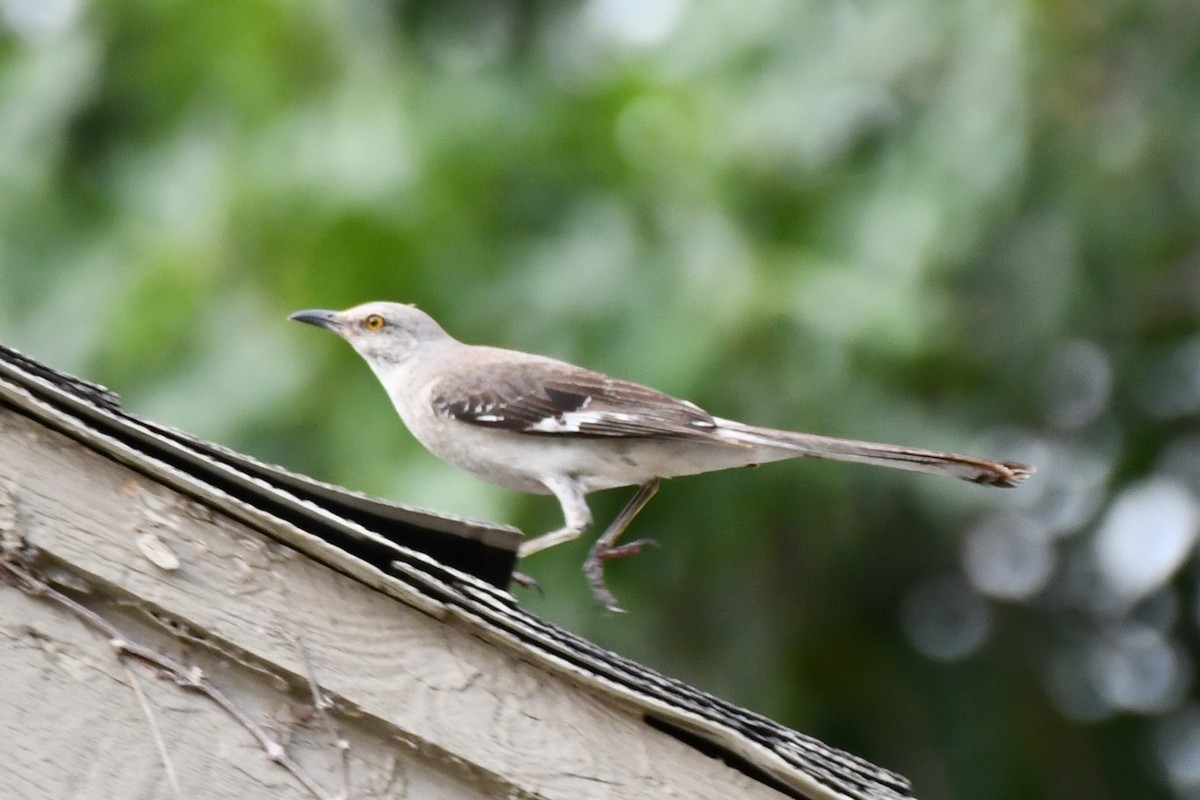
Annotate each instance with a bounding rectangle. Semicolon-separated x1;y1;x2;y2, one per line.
3;1;1199;798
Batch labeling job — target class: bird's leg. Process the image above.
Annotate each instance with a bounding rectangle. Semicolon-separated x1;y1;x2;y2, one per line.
584;479;661;612
518;477;593;558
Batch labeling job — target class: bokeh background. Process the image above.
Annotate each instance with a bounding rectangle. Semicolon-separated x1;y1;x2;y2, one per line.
3;0;1200;797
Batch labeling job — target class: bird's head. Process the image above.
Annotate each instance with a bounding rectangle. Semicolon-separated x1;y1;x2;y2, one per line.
288;302;451;367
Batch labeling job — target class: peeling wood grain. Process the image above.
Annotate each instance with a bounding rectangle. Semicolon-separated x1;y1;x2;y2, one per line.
0;474;21;552
0;577;500;800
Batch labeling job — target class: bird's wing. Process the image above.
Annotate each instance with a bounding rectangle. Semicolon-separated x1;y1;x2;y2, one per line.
430;354;724;441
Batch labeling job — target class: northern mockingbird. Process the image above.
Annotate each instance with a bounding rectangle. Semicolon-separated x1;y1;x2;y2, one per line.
290;301;1034;610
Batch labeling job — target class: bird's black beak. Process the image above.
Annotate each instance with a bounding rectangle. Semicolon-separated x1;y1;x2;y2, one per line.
288;309;344;333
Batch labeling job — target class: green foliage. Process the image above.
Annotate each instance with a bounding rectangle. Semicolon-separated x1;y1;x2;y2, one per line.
3;1;1199;797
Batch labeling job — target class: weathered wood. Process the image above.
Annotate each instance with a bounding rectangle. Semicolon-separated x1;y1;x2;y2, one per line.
1;406;785;799
0;578;488;800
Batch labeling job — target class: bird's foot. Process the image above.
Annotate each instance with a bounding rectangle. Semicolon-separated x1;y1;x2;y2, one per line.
510;570;543;596
595;537;659;560
583;539;659;612
583;563;624;613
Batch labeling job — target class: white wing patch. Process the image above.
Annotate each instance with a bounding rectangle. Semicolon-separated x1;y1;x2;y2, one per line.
528;410;638;433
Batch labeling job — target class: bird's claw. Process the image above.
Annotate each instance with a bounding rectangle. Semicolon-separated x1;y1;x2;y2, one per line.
510;570;543;596
583;538;662;612
596;537;659;560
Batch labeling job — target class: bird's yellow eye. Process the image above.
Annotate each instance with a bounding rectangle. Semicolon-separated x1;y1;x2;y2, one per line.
364;314;385;331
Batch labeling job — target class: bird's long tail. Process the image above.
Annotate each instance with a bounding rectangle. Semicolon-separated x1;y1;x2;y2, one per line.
713;418;1034;487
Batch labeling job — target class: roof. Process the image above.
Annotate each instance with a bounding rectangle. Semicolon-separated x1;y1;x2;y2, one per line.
0;342;915;800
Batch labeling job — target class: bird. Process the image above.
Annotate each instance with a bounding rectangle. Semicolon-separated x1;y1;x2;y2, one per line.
289;301;1034;610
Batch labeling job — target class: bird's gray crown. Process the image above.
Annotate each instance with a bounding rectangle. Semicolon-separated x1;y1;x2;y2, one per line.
288;301;454;367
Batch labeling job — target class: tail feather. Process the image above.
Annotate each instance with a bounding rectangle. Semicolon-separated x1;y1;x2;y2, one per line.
713;419;1034;488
